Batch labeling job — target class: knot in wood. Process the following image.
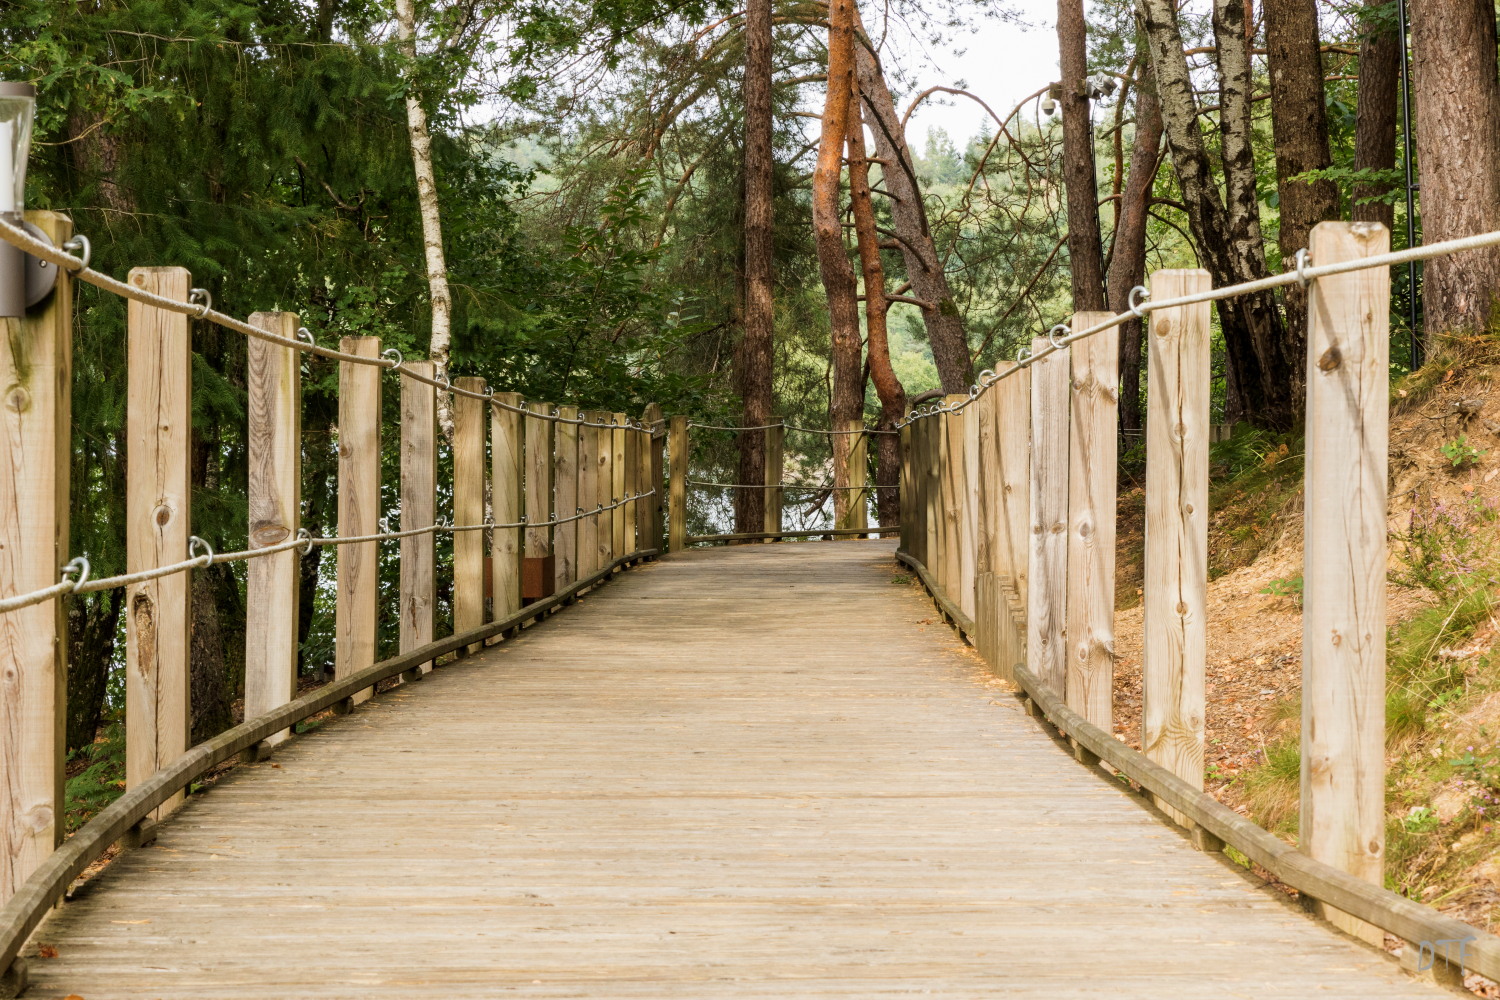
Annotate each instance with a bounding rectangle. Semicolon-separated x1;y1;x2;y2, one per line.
153;504;174;527
251;522;292;546
6;386;31;414
1317;346;1342;372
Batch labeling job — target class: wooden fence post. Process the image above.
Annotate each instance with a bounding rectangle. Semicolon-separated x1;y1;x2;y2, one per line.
645;404;665;551
625;420;641;553
1066;311;1119;745
974;383;999;669
923;413;940;572
1141;270;1211;829
0;211;71;907
491;392;524;626
125;267;192;824
669;415;689;551
939;395;967;612
638;421;653;550
764;423;784;540
554;405;580;593
1027;337;1070;696
399;363;436;677
336;336;381;705
578;412;600;578
898;421;913;556
960;405;979;616
524;402;554;600
246;311;302;739
598;413;616;568
611;413;627;561
1301;221;1391;945
837;419;869;538
452;377;486;652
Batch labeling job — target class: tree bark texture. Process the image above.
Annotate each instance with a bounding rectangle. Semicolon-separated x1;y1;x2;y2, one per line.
1106;59;1163;437
1058;0;1107;311
815;0;864;526
847;88;905;526
1266;0;1340;380
1410;0;1500;339
1352;3;1399;230
852;17;974;392
735;0;775;533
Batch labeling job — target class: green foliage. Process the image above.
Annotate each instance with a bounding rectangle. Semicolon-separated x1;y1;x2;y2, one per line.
1401;805;1439;834
1391;492;1500;598
1259;575;1303;605
64;719;125;833
1440;435;1485;467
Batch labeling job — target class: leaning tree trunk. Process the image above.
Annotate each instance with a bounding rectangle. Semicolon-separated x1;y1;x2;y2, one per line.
1410;0;1500;341
1266;0;1340;386
395;0;455;438
735;0;775;533
1351;2;1399;231
1106;56;1163;437
852;15;974;392
848;83;906;527
815;0;864;527
1058;0;1107;311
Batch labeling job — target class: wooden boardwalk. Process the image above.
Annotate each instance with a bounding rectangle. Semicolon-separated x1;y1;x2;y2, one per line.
26;542;1441;998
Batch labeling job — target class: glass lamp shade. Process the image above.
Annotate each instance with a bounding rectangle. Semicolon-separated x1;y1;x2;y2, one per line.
0;82;36;216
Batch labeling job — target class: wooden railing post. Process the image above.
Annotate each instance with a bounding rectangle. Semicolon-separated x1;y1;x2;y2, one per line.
125;267;192;825
578;411;600;578
336;336;381;705
668;415;689;552
1065;310;1119;746
399;363;436;677
246;311;302;739
554;405;580;593
637;420;652;550
626;419;642;553
959;406;978;616
452;377;486;652
491;392;524;626
997;366;1031;659
898;421;913;556
598;413;616;568
0;211;71;908
644;404;665;551
524;402;555;600
939;395;966;614
1027;337;1070;696
1141;270;1211;829
837;419;869;539
923;412;940;571
975;383;999;669
611;413;627;561
764;422;784;540
1301;221;1390;945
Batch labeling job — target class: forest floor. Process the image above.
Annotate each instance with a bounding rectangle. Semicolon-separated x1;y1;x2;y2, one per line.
1113;335;1500;996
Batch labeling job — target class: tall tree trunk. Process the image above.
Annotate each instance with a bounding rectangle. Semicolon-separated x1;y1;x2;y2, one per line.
1106;55;1163;437
1410;0;1500;340
848;85;905;527
1266;0;1340;385
735;0;774;534
852;17;974;392
1058;0;1107;310
394;0;455;437
816;0;863;526
66;590;123;752
1351;3;1399;230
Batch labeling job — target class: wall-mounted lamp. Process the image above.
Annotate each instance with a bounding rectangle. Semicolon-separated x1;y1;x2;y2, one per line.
0;81;59;319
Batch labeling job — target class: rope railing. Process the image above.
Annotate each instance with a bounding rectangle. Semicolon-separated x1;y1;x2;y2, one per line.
895;225;1500;428
689;420;896;435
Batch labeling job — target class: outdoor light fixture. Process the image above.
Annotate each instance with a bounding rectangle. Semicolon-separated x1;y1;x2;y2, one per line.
0;81;59;319
1041;82;1060;116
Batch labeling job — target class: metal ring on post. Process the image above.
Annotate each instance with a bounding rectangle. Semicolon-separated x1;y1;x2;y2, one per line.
1047;324;1070;350
1017;344;1033;367
188;536;215;567
379;516;392;534
297;528;314;555
296;326;316;346
380;347;403;369
61;234;91;271
188;288;212;318
60;556;91;591
1294;247;1312;288
1128;285;1150;319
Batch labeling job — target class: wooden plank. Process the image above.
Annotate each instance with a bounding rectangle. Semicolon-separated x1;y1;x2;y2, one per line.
553;405;580;592
245;312;302;740
611;413;627;559
996;365;1031;607
939;395;967;612
763;423;784;540
399;364;436;676
1141;270;1211;823
452;377;486;653
490;392;524;624
125;267;193;823
0;211;71;906
1300;221;1391;946
1026;338;1069;696
923;414;940;573
525;403;555;565
577;411;599;579
335;337;381;704
668;415;688;552
958;406;978;615
1065;311;1118;734
974;385;999;670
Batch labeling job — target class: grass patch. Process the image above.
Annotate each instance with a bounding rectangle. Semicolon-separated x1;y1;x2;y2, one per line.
1206;425;1305;580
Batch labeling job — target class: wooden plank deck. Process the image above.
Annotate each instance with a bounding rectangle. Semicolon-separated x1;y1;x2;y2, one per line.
26;541;1442;998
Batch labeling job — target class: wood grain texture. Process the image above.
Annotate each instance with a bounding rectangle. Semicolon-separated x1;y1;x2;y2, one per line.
599;416;617;566
22;542;1450;999
126;267;193;822
1065;311;1118;732
668;415;688;552
624;423;640;555
958;406;977;613
553;406;580;591
526;403;555;562
1027;338;1070;696
763;424;784;539
938;396;966;603
644;404;666;552
578;412;600;579
0;212;71;905
452;377;486;651
1300;222;1391;945
997;365;1031;608
837;420;869;537
491;393;524;623
611;414;627;559
246;313;302;735
1141;271;1211;822
923;413;940;574
336;337;381;703
898;423;912;557
400;365;436;675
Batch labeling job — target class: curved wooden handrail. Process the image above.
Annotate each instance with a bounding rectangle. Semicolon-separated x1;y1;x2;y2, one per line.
895;547;1500;984
0;549;658;977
